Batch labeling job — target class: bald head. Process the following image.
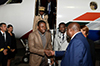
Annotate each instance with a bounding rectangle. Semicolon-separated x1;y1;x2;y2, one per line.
67;22;80;37
68;22;80;31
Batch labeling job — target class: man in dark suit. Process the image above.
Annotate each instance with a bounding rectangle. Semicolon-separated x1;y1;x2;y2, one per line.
45;23;93;66
0;23;11;66
45;0;55;29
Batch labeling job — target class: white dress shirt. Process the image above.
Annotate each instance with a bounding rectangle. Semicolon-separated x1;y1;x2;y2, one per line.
47;2;51;12
0;30;6;41
71;31;81;40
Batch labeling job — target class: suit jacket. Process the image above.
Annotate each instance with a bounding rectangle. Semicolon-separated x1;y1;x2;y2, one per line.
54;32;69;51
0;31;11;60
87;38;95;66
55;32;93;66
10;33;16;49
45;1;55;14
33;14;50;32
54;32;69;66
28;30;52;66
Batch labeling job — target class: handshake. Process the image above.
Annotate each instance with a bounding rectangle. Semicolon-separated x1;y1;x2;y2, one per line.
44;50;55;57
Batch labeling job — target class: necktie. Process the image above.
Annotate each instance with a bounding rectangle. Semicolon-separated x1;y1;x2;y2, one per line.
62;34;64;40
41;15;43;19
48;4;51;14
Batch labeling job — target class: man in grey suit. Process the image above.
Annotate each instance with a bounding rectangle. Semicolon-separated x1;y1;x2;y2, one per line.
54;22;69;66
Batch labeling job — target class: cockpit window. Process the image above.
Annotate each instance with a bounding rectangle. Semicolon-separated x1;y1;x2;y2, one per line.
7;0;22;4
90;1;97;10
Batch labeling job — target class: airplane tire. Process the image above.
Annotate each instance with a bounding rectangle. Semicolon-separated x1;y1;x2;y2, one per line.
22;55;29;63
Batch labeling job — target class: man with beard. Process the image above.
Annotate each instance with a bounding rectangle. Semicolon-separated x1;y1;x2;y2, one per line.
54;22;69;66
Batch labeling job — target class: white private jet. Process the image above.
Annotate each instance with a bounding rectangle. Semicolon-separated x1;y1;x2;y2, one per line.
0;0;100;41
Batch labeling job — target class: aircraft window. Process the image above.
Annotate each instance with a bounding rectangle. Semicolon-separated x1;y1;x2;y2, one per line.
90;1;97;10
7;0;22;4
